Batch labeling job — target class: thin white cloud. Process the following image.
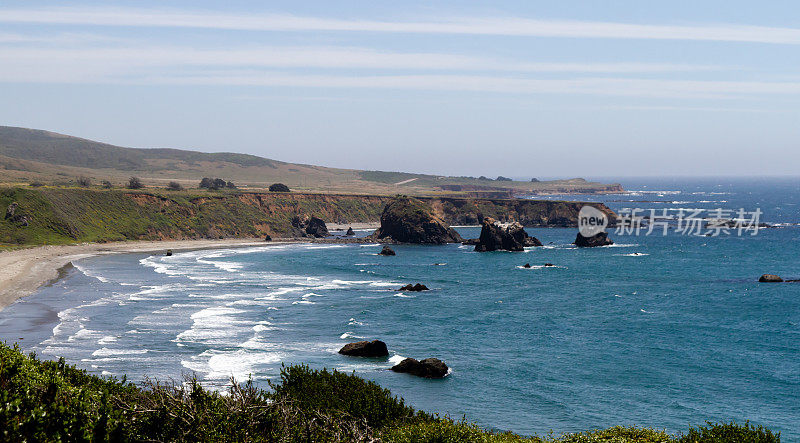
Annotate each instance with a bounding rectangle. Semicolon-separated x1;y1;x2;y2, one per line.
147;73;800;99
2;62;795;100
0;45;721;74
1;7;800;45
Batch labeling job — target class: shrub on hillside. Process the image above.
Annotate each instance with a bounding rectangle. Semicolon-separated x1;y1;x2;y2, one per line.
269;183;290;192
269;364;421;429
679;421;779;443
101;180;113;189
127;177;143;189
166;181;184;191
199;177;232;190
76;176;92;187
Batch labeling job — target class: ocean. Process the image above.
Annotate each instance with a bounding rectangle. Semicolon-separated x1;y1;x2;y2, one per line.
1;177;798;438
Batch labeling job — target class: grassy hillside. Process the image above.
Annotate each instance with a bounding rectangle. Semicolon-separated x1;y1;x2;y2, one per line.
0;126;623;196
0;187;614;247
0;342;779;442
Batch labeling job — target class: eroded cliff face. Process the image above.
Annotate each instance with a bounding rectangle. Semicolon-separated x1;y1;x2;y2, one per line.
0;188;615;246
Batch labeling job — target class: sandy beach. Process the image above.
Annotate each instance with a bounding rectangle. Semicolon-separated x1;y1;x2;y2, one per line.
0;238;293;312
326;222;380;231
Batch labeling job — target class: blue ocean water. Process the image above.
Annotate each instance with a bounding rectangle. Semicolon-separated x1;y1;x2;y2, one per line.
1;177;799;439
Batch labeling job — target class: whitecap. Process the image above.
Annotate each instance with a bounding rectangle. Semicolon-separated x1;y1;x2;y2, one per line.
388;355;406;366
92;347;148;357
72;263;110;283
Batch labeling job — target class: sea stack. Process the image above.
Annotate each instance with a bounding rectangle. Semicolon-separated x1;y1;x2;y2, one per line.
304;216;329;238
474;217;541;252
759;274;783;283
379;245;396;256
370;196;463;244
391;357;449;378
574;232;614;247
338;340;389;357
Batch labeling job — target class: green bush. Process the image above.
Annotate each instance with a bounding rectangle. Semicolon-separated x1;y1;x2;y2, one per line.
679;421;779;443
269;364;421;429
0;343;781;442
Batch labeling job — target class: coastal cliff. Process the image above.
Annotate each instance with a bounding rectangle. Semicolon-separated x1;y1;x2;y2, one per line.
0;187;615;246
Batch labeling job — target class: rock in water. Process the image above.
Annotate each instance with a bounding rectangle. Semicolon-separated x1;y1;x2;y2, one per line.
391;358;449;378
574;232;614;247
345;227;355;236
305;216;329;238
264;234;272;241
338;340;389;357
522;263;531;268
379;245;396;256
371;196;463;244
165;249;173;256
398;283;429;292
474;217;541;252
461;238;480;246
759;274;784;283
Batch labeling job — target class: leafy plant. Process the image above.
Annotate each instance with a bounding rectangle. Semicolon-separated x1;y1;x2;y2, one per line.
127;176;143;189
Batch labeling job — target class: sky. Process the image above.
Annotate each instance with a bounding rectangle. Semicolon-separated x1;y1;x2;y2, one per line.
1;1;799;178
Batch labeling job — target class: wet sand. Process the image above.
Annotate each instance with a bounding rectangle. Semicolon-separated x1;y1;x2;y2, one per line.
0;238;291;312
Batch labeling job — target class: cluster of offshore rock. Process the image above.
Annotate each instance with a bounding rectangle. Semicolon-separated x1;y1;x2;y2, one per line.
287;196;615;250
338;339;449;379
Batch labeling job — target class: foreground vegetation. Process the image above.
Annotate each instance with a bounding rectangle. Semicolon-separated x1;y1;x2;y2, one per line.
0;343;779;442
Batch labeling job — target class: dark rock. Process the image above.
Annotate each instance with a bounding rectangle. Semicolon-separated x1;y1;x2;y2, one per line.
264;234;272;241
5;202;17;220
345;227;355;236
474;217;541;252
524;237;542;247
165;249;173;256
391;357;449;378
305;216;329;238
398;283;429;292
574;232;614;247
379;245;396;256
544;263;555;267
338;340;389;357
759;274;784;283
4;202;28;226
370;196;463;244
289;215;329;238
522;263;531;268
462;238;480;246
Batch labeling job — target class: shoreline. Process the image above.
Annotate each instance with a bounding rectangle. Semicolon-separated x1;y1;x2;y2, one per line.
0;238;301;312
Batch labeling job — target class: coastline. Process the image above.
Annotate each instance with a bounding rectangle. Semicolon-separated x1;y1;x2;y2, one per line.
0;238;298;312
